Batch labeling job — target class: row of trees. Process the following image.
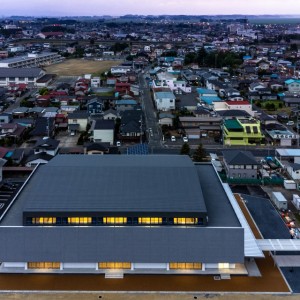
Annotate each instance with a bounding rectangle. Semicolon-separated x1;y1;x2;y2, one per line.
184;48;243;70
180;143;207;162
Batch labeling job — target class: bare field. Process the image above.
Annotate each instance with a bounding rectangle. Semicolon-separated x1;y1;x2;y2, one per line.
45;59;123;76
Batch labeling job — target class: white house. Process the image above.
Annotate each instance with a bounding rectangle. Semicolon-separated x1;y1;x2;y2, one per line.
153;91;176;111
90;119;114;145
68;111;89;133
213;100;254;116
285;79;300;93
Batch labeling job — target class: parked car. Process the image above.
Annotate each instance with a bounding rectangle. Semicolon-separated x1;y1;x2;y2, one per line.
171;136;176;142
286;121;294;126
183;136;188;143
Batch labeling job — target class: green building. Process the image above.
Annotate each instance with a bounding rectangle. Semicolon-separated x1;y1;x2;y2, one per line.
223;118;265;146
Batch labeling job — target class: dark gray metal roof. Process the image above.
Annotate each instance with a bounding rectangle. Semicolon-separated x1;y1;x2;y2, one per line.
223;150;259;166
196;164;240;227
0;226;244;263
20;155;207;214
0;68;43;77
94;119;115;130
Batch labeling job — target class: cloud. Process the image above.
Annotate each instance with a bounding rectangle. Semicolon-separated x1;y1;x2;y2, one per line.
0;0;299;16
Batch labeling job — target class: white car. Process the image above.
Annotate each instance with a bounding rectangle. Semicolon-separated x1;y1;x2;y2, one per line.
171;136;176;142
286;121;294;126
116;141;121;147
183;136;188;143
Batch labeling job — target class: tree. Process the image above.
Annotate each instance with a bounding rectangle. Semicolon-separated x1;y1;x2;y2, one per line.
180;143;190;156
192;144;206;162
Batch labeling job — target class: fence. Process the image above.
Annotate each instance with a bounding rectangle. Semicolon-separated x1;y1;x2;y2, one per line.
218;172;283;186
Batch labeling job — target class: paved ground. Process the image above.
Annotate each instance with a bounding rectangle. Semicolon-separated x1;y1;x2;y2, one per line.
0;293;297;300
56;131;78;148
242;194;290;239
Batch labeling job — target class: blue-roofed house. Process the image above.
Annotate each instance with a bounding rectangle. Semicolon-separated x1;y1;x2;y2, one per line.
285;79;300;93
115;99;137;111
197;88;222;106
153;90;176;111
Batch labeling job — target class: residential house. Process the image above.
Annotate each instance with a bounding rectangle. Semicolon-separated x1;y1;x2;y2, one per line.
223;150;260;179
179;116;222;139
248;82;266;93
68;111;89;134
103;109;118;121
196;88;222;106
159;113;175;127
25;152;53;167
87;98;104;116
115;82;131;94
119;110;145;143
0;123;26;143
11;148;25;165
84;142;112;155
223;118;265;146
0;113;12;124
285;79;300;93
33;137;60;156
265;123;298;147
90;119;114;145
11;107;29;119
153;90;175;111
29;117;55;139
115;99;137;111
214;100;254;116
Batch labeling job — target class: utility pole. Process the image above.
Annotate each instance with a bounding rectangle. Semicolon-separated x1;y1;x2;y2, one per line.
140;113;143;144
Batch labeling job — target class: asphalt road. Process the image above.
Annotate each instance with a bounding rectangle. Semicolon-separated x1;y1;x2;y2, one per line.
139;71;163;148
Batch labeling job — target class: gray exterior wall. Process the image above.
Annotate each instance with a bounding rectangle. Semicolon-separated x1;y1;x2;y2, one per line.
0;226;244;264
224;162;257;179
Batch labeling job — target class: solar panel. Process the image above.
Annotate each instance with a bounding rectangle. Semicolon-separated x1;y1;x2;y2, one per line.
245;126;251;134
127;144;149;155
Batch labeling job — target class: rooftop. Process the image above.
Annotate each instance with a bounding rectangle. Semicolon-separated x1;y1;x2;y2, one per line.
1;157;241;229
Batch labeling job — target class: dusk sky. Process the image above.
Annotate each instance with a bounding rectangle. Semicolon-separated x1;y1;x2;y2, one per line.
1;0;300;16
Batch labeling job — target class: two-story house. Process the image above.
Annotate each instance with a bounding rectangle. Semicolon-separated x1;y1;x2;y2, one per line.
285;79;300;93
153;90;175;111
90;119;115;145
68;111;89;135
223;150;260;179
87;98;104;116
223;118;265;146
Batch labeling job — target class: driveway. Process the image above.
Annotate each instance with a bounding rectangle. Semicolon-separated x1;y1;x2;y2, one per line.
56;132;78;148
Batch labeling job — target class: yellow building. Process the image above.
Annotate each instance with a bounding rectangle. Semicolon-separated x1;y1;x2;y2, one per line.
223;118;265;146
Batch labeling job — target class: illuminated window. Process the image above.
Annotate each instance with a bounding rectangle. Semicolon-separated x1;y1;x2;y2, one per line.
138;217;162;224
32;217;56;225
28;262;60;269
169;262;202;270
173;218;198;225
98;262;131;269
218;263;230;269
68;217;92;224
103;217;127;224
